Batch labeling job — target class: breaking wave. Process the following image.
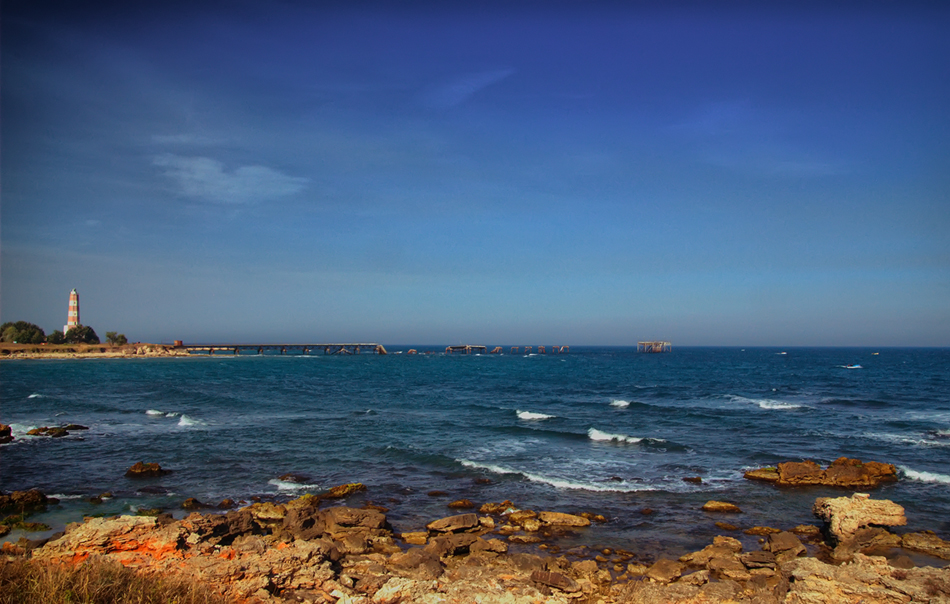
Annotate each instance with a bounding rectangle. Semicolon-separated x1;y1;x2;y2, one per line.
610;400;630;408
268;478;319;491
899;466;950;484
177;415;204;427
146;409;164;416
457;459;654;493
516;410;554;420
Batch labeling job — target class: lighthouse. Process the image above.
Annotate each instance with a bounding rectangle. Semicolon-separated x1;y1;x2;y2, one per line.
64;289;80;333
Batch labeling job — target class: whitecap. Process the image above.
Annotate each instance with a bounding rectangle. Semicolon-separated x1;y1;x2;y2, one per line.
588;427;648;444
610;400;630;408
899;466;950;484
268;478;319;491
165;412;179;418
27;394;44;399
47;494;85;500
517;410;554;420
145;410;164;416
177;415;204;427
756;400;803;410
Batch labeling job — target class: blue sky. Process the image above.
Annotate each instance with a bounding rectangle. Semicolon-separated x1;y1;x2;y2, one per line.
2;1;948;346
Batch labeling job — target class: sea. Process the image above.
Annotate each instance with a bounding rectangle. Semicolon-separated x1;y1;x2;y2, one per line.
2;347;949;559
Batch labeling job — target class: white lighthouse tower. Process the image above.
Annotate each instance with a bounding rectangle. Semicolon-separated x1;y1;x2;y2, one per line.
64;289;80;333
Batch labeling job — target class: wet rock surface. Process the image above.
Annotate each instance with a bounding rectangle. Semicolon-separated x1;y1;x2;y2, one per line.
745;457;898;488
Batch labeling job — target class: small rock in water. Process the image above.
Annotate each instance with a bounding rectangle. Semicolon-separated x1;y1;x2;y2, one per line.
447;499;474;509
702;500;742;513
181;498;205;510
683;476;702;484
322;483;365;499
715;522;739;531
427;490;448;497
278;472;309;483
125;462;171;478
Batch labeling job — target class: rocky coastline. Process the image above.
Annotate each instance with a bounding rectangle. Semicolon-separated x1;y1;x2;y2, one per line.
3;463;949;604
0;343;191;360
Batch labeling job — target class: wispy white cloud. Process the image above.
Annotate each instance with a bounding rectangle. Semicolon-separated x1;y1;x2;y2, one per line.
153;154;308;204
421;68;515;109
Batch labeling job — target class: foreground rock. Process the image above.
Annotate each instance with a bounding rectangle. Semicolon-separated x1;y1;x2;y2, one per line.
745;457;898;488
0;424;13;444
21;491;950;604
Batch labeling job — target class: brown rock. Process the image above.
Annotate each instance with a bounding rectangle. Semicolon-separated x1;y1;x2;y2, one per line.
0;423;12;444
537;511;591;527
715;521;739;531
646;558;686;583
743;467;780;482
125;462;171;478
425;532;478;557
702;500;742;513
813;493;906;540
683;476;702;484
708;556;751;581
746;457;898;488
739;550;776;569
470;537;507;555
217;498;236;509
425;513;479;533
530;570;580;593
478;500;515;514
323;482;365;499
765;531;806;559
507;510;538;525
400;531;427;545
62;424;88;431
389;548;443;580
427;490;448;497
901;531;950;560
0;489;49;513
744;526;782;536
181;497;205;510
447;499;474;509
508;534;542;544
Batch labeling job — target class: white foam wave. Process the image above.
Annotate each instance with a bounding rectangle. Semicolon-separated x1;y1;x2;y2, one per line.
756;400;803;410
899;466;950;484
457;459;654;493
517;410;554;420
864;432;950;448
8;423;39;437
145;409;164;416
610;400;630;408
935;429;950;438
588;427;657;444
268;478;319;491
27;393;44;399
166;412;179;418
47;494;85;500
728;395;803;410
177;415;204;427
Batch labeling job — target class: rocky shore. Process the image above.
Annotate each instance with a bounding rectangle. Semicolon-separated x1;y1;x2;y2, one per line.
0;343;191;360
3;484;949;603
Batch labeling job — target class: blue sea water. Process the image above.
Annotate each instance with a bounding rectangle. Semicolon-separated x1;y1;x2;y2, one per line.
2;347;949;557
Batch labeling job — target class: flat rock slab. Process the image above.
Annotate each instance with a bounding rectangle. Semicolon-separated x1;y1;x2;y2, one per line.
537;511;591;527
646;558;686;583
530;570;580;593
745;457;897;488
425;513;479;533
813;493;906;540
902;531;950;560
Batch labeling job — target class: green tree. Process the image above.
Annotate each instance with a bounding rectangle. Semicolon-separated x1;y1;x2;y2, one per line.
64;325;100;344
0;321;47;344
48;330;66;344
105;332;128;346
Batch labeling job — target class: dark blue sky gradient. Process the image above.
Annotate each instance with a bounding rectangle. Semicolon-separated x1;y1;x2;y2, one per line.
2;1;948;345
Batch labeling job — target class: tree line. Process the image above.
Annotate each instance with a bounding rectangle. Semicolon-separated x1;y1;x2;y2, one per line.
0;321;128;346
